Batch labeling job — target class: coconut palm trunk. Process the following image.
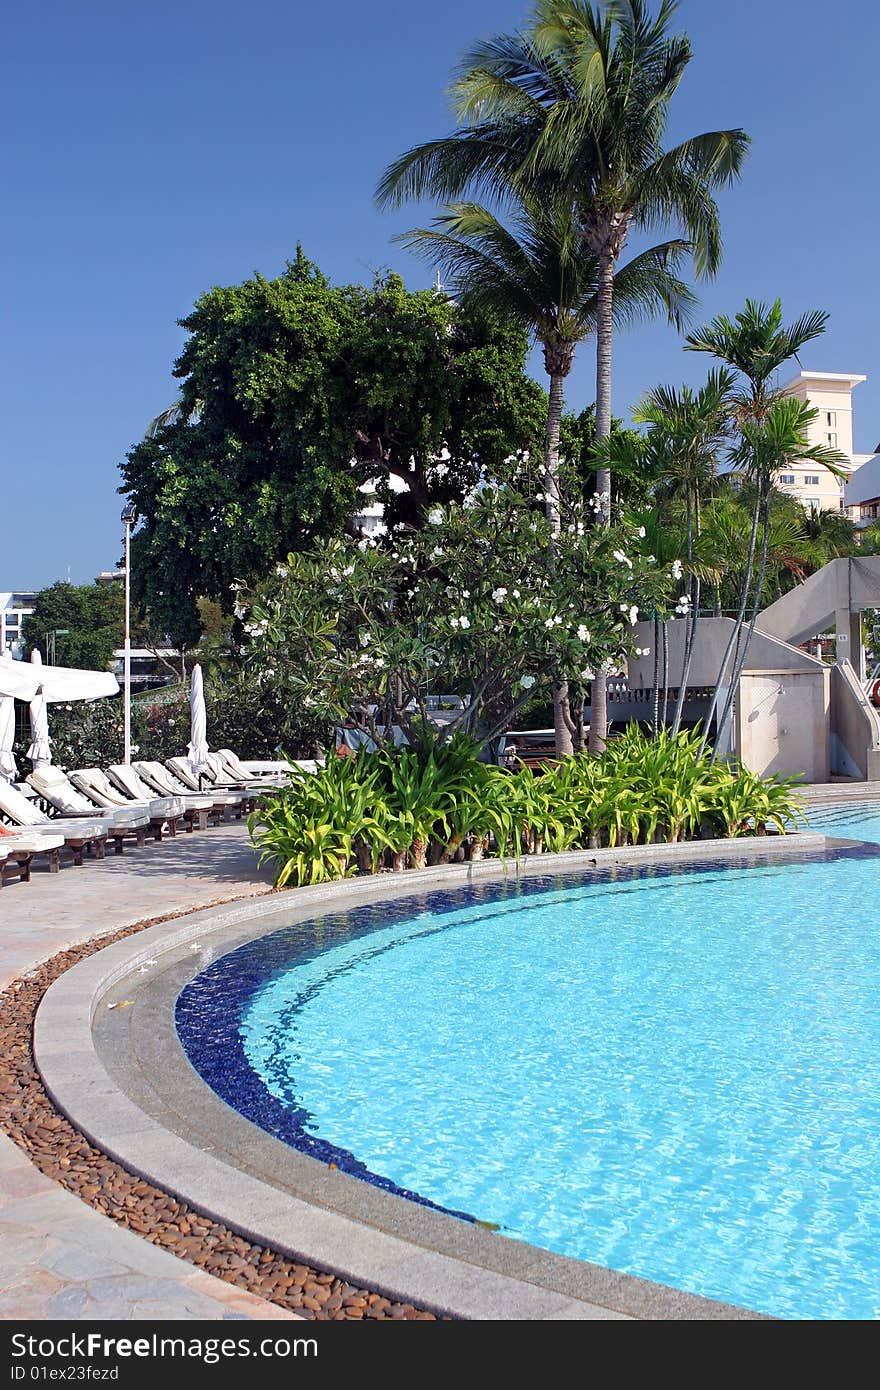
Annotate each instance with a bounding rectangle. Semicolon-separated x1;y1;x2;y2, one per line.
699;485;762;760
713;490;773;757
545;357;574;756
588;241;622;755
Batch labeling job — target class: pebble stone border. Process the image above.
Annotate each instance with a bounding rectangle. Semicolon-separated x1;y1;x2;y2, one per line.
0;917;439;1321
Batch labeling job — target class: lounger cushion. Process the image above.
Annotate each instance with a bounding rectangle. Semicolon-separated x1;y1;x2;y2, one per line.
28;767;97;815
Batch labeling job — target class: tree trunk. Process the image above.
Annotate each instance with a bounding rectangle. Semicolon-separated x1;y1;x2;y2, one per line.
588;250;615;756
544;363;574;758
652;618;661;732
702;486;763;762
671;485;699;736
715;489;774;754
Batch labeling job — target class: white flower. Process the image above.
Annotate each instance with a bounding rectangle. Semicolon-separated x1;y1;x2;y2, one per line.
233;603;246;619
430;547;443;560
275;564;289;577
359;632;370;647
428;508;443;524
671;559;683;580
577;625;591;642
492;587;508;604
629;605;639;626
462;590;470;599
613;549;633;569
637;526;646;539
519;675;536;689
544;618;554;630
459;615;470;630
512;588;521;599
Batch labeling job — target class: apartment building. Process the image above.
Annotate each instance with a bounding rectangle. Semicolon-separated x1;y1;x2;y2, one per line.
0;591;35;657
845;452;880;528
779;371;873;513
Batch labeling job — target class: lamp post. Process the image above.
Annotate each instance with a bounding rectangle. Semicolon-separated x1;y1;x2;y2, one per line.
44;629;70;665
121;501;138;764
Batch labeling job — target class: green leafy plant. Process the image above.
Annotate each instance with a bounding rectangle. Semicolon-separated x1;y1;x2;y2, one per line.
251;727;805;889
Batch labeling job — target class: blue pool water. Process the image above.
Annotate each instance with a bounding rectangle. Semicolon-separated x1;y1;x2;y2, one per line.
178;817;880;1321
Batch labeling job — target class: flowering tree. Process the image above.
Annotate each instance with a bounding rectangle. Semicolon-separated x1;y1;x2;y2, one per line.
237;485;672;754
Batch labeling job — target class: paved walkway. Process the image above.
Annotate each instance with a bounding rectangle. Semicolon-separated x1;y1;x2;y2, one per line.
0;822;294;1321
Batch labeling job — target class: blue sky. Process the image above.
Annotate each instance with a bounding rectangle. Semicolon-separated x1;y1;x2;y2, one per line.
2;0;878;589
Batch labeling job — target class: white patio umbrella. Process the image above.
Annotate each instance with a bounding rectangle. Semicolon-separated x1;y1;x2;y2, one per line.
27;651;52;770
0;696;17;783
187;663;210;779
0;654;119;702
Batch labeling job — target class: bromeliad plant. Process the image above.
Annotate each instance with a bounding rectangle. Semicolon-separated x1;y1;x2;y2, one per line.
251;728;805;888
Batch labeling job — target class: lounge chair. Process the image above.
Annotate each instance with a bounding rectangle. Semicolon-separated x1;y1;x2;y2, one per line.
217;749;317;780
0;828;66;883
164;757;249;815
202;752;265;806
0;781;109;864
27;767;149;849
135;761;238;821
107;764;214;832
68;767;185;841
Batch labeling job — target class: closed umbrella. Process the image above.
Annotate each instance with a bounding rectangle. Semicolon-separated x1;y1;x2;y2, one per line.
27;651;52;770
0;696;17;783
187;664;209;780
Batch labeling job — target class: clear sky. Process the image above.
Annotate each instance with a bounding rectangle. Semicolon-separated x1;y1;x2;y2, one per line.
2;0;878;590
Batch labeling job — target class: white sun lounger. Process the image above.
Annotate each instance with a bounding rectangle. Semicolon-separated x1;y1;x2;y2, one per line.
0;829;66;883
135;761;238;820
69;767;186;841
27;767;150;849
0;781;109;864
107;764;213;832
165;758;249;814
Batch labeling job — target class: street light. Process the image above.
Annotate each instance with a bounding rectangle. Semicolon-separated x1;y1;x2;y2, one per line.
121;501;138;764
44;629;70;665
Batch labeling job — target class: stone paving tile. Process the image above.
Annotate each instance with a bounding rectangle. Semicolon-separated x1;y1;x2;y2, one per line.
0;822;297;1321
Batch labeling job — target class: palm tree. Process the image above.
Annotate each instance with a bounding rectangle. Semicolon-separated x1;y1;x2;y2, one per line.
685;300;842;757
399;196;695;752
377;0;750;752
802;504;858;568
630;370;734;731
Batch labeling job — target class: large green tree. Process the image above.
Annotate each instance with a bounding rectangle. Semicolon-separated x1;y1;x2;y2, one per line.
21;581;123;671
398;193;694;752
377;0;749;752
120;249;546;638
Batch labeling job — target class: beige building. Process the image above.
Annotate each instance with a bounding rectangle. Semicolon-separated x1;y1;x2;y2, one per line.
778;370;872;513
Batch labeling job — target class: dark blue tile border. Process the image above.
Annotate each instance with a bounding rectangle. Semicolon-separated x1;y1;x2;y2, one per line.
175;842;880;1224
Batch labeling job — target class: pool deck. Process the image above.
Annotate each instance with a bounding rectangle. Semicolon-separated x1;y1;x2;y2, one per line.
0;792;874;1322
0;822;296;1321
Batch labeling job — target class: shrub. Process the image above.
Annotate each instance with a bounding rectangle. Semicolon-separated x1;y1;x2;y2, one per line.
250;727;805;888
12;674;330;771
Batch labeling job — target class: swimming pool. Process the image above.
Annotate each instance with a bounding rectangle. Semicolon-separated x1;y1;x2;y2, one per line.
178;819;880;1320
805;800;880;846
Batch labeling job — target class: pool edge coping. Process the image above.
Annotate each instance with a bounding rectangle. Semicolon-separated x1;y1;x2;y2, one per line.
34;833;834;1321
